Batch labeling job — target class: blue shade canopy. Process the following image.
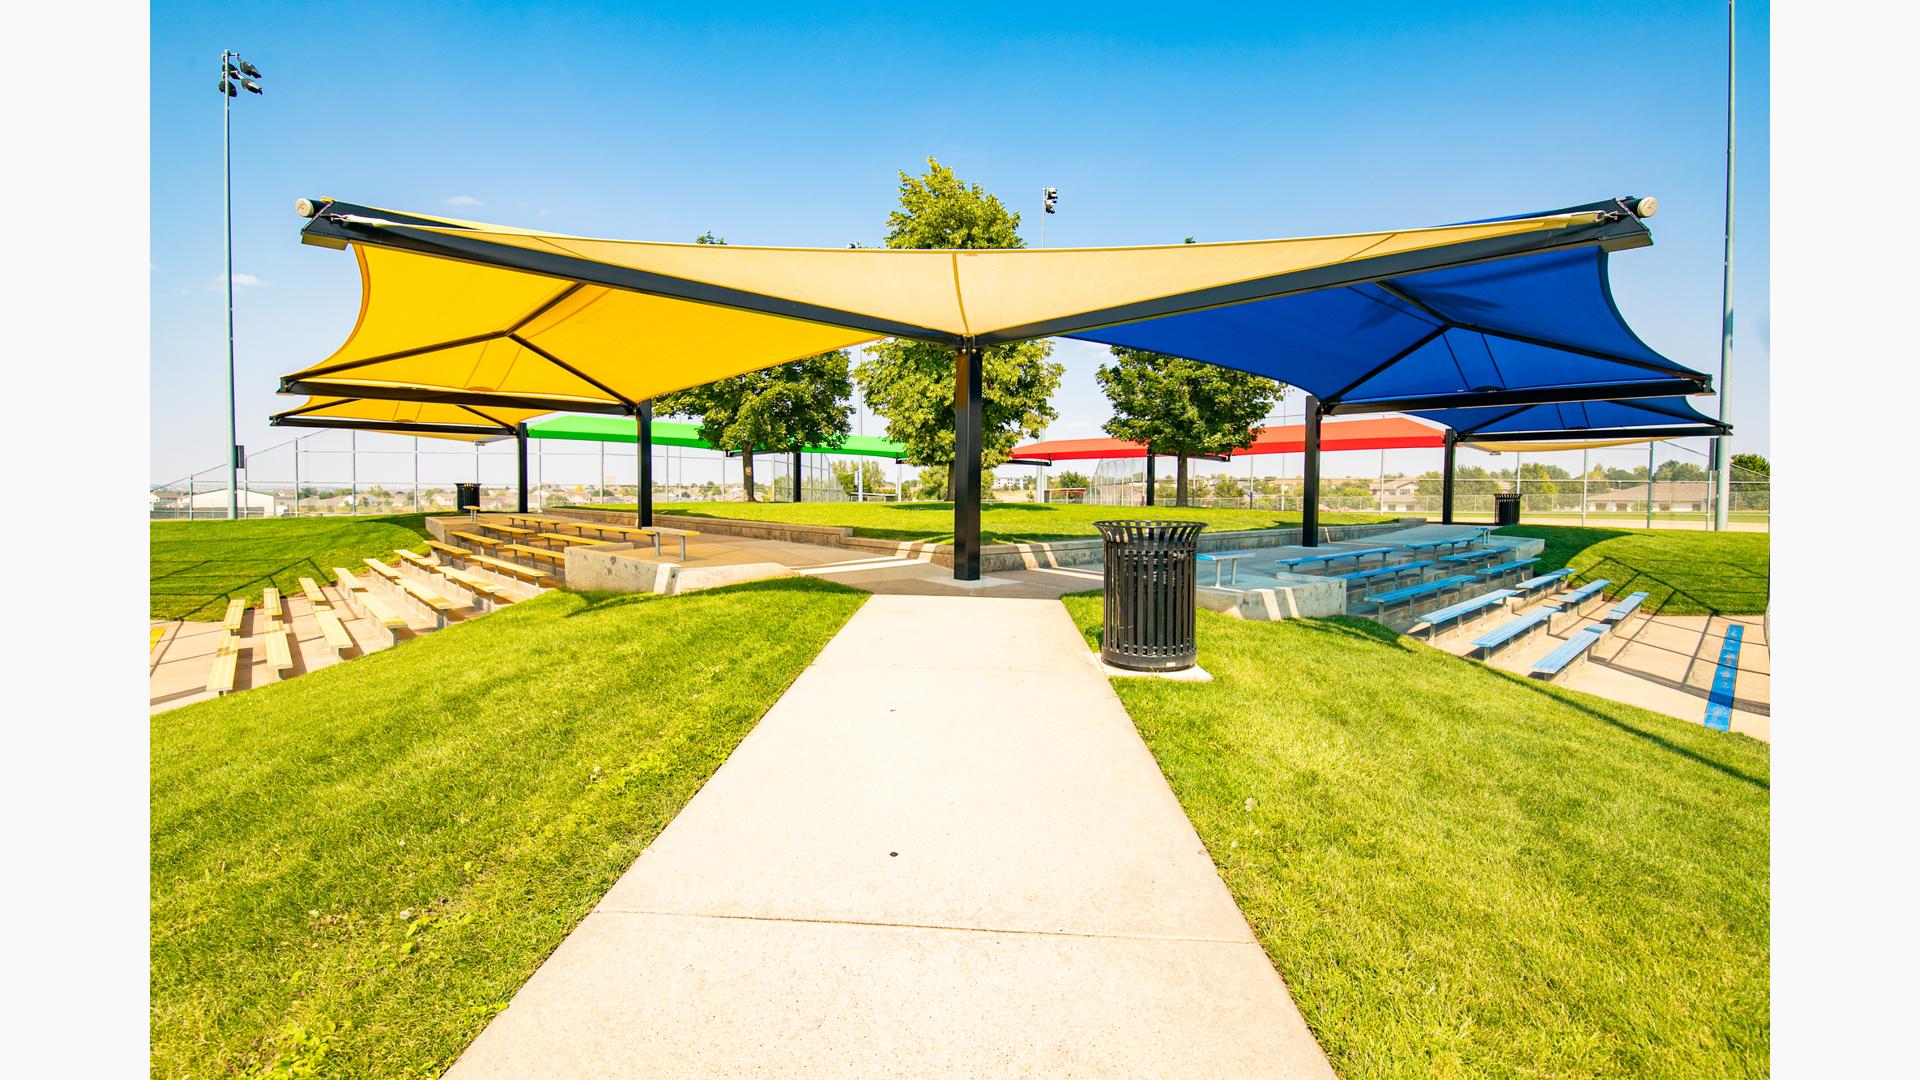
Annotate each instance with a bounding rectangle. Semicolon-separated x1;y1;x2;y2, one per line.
1411;397;1727;443
1067;234;1712;415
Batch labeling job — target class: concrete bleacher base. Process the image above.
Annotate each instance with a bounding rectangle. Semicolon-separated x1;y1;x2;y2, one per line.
1228;534;1543;623
565;545;794;596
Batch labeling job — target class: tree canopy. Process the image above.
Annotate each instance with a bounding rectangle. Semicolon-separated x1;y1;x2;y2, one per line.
1095;344;1283;504
855;159;1063;478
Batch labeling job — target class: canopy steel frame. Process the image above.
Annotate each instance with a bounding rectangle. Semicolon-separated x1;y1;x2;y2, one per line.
289;195;1682;582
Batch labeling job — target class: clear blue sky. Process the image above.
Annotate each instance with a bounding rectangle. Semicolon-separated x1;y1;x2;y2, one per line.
151;0;1769;484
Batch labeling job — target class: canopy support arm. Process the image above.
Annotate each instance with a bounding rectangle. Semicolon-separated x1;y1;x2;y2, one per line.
279;379;635;416
1324;379;1706;416
1301;394;1322;548
953;345;984;580
269;415;509;438
1466;424;1729;443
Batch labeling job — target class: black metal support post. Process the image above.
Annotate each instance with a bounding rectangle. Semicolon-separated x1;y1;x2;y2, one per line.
1301;395;1322;547
515;423;530;512
636;401;654;528
953;345;984;580
791;450;803;504
1144;448;1155;506
1442;431;1457;524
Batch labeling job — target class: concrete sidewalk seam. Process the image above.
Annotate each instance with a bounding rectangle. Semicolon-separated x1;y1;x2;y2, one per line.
588;906;1258;946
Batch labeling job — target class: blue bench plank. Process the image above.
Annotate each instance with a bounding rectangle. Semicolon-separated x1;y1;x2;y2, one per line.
1472;607;1555;652
1416;588;1517;628
1275;545;1394;570
1334;559;1434;585
1531;625;1609;677
1603;591;1650;622
1703;624;1744;731
1198;550;1257;586
1476;557;1541;578
1198;551;1255;560
1559;578;1612;606
1363;574;1475;608
1515;568;1573;592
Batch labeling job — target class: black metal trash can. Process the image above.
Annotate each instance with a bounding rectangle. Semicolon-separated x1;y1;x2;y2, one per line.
455;482;481;512
1493;492;1522;526
1094;520;1206;672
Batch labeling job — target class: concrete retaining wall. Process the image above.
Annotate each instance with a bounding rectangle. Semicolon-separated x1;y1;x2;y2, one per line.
565;546;793;596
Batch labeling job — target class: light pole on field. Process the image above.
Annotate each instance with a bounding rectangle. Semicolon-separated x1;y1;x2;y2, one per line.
1712;0;1736;530
218;50;264;520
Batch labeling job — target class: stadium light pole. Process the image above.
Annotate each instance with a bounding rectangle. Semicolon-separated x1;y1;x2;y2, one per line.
218;51;264;519
1711;0;1736;530
1040;187;1057;247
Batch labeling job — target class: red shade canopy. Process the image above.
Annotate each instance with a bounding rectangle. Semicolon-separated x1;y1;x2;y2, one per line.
1011;416;1444;463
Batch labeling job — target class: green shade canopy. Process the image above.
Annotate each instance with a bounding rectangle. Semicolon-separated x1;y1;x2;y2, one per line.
526;414;910;460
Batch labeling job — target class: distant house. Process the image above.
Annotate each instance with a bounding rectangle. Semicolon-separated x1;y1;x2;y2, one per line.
178;488;285;516
1585;481;1709;513
1370;476;1424;512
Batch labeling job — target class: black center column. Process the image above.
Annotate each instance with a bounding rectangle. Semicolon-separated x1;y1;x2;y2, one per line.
953;344;984;580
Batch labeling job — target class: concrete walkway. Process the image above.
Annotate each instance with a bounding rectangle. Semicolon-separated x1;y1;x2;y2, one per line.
447;594;1333;1078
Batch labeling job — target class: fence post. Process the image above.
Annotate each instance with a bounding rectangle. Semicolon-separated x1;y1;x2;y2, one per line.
350;430;358;516
1581;448;1587;526
1646;442;1655;529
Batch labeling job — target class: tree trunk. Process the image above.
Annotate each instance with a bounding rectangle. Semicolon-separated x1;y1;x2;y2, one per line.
742;447;757;502
1176;453;1189;507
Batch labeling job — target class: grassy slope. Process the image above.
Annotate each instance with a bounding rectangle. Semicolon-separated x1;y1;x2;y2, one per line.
152;580;866;1078
579;500;1402;543
151;515;437;621
1499;524;1769;616
1063;596;1768;1079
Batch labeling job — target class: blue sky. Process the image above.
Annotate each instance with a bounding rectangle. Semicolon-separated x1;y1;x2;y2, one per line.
151;0;1769;484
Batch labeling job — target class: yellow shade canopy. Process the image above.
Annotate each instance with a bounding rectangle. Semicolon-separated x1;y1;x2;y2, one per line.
269;395;553;441
281;199;1645;415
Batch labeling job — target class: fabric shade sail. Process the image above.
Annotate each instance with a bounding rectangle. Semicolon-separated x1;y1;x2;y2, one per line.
269;396;550;440
1011;416;1446;463
526;414;910;459
1411;396;1727;444
280;197;1672;417
1066;246;1710;415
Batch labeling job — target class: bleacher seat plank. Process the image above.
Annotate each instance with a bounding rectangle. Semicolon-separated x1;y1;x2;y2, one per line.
222;598;247;633
312;609;356;658
503;543;567;567
1474;557;1540;580
645;526;698;560
332;567;367;594
204;633;242;695
451;531;501;549
395;549;436;568
299;576;330;609
426;539;469;560
1334;560;1432;589
1412;588;1517;636
469;553;548;584
1531;625;1609;680
1603;591;1650;624
150;625;167;652
1361;574;1476;618
263;624;294;674
362;557;403;580
261;587;283;620
1470;607;1556;657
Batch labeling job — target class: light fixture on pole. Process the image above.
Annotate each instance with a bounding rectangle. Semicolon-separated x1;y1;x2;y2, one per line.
218;50;264;519
1041;187;1058;247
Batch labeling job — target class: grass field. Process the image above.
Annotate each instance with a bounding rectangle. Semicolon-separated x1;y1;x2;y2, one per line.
1062;595;1768;1079
151;515;434;621
577;499;1403;543
1498;524;1769;615
151;580;866;1078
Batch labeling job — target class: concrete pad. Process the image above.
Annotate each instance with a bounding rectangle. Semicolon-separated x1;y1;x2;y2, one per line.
447;592;1333;1077
598;666;1249;940
448;912;1328;1080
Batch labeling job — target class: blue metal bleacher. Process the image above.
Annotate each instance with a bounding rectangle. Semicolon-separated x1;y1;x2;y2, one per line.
1557;578;1612;610
1603;591;1650;624
1333;559;1434;590
1361;574;1476;618
1196;550;1256;586
1275;545;1395;573
1475;556;1541;581
1471;606;1557;656
1439;548;1500;568
1530;624;1609;680
1513;567;1573;599
1413;588;1517;637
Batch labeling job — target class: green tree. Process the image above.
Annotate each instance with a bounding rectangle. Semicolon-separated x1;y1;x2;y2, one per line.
1730;452;1769;476
854;159;1064;494
1096;346;1284;506
655;232;855;501
1730;452;1770;511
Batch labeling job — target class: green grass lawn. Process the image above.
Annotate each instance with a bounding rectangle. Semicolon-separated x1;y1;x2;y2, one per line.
1498;524;1769;615
151;580;866;1078
1062;595;1767;1079
151;515;438;621
575;499;1403;543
